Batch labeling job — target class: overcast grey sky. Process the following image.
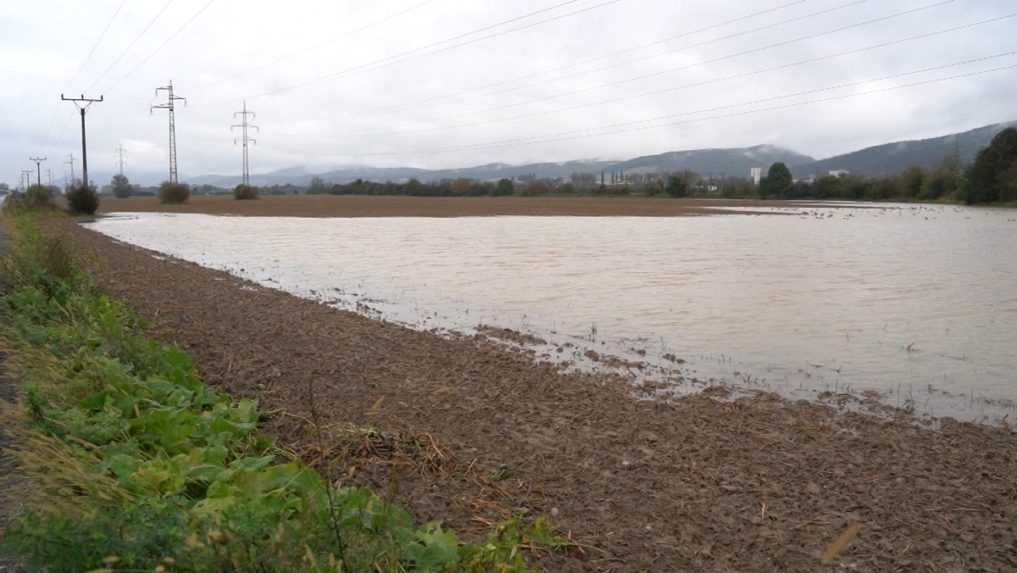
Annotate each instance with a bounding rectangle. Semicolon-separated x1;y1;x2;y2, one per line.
1;0;1015;185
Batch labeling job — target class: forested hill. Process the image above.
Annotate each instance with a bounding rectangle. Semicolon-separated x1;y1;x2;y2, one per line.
176;120;1017;187
797;120;1017;177
616;145;814;178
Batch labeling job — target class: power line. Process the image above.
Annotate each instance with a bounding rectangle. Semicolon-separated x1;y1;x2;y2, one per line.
495;0;873;100
346;0;871;138
251;0;626;98
355;51;1017;157
116;0;219;84
518;12;1017;124
86;0;178;91
206;0;440;89
151;81;187;184
366;0;811;116
355;5;1003;140
69;0;129;85
410;0;952;128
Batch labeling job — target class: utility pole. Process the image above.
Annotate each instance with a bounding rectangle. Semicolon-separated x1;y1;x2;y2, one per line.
231;100;259;186
29;156;47;187
21;170;33;191
115;143;127;176
60;93;104;190
47;169;53;186
151;81;186;183
66;154;76;188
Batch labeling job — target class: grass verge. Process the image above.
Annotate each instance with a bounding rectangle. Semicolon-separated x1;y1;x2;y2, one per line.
0;213;563;572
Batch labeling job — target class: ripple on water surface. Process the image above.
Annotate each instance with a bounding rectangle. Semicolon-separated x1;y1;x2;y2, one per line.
85;204;1017;423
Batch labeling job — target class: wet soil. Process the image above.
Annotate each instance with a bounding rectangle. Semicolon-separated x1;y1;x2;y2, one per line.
52;218;1017;572
96;195;836;218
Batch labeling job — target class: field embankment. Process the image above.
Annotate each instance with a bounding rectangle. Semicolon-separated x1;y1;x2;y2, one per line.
40;216;1017;572
97;194;833;218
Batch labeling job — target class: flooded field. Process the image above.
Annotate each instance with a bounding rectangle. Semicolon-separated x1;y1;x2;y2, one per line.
86;204;1017;422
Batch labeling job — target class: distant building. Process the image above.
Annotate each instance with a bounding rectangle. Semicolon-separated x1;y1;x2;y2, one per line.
750;167;763;185
828;169;850;178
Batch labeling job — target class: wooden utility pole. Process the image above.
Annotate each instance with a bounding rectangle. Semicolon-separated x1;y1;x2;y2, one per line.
60;94;104;189
29;156;47;187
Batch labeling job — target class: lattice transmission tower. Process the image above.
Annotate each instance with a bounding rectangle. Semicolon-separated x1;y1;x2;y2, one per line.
115;143;128;176
151;81;187;183
231;100;259;186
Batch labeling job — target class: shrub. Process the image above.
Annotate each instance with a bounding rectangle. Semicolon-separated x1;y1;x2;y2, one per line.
110;174;132;198
233;183;258;200
158;181;190;204
65;183;99;216
1;192;26;214
968;127;1017;204
759;163;793;199
495;178;515;196
520;179;550;196
2;222;75;287
24;185;53;209
665;175;689;198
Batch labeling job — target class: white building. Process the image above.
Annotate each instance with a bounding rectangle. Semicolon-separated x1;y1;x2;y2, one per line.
750;167;763;185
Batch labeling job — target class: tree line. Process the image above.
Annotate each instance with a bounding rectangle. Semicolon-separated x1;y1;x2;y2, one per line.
43;126;1013;206
308;176;518;197
755;128;1016;204
291;128;1017;205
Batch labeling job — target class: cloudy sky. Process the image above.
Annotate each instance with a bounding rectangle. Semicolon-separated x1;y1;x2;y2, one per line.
1;0;1015;186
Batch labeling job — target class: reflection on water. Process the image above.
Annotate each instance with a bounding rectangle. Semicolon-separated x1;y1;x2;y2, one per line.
85;204;1017;423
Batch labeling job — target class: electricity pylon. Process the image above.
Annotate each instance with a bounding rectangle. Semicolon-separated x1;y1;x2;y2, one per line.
115;143;127;176
231;100;259;186
151;81;186;183
66;154;76;188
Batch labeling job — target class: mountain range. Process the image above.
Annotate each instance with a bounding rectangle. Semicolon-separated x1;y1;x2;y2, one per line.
115;120;1016;187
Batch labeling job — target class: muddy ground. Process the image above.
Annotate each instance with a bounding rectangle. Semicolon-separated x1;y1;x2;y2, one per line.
96;195;839;218
46;218;1017;571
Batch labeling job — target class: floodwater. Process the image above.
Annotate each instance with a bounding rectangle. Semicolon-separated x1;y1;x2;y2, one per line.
85;204;1017;423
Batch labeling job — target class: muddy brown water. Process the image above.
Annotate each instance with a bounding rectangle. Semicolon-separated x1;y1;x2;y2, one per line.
85;203;1017;423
